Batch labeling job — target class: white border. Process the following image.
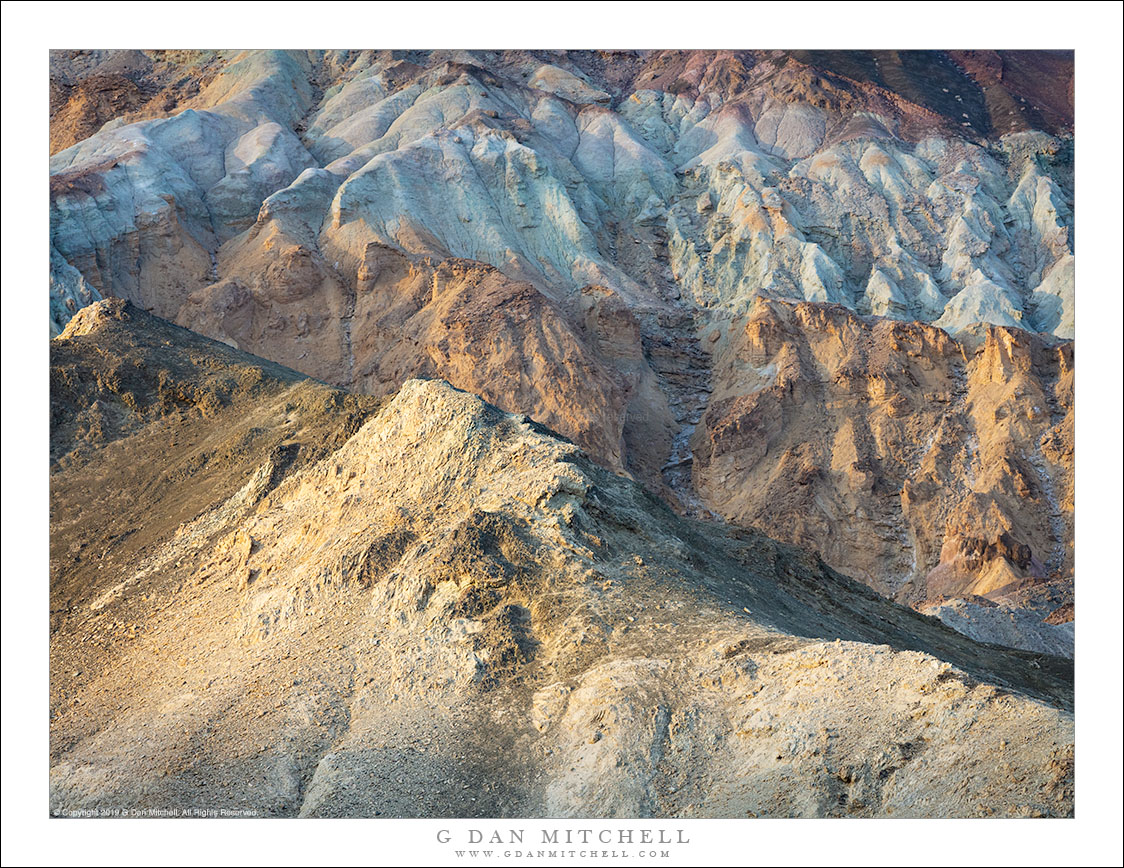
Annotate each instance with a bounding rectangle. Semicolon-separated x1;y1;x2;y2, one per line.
3;2;1121;865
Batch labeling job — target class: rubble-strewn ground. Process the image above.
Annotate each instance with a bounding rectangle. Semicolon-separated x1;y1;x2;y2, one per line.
49;302;1073;819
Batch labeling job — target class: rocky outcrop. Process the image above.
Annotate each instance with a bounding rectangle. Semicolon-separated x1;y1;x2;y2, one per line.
694;299;1072;645
174;234;670;475
49;305;1073;818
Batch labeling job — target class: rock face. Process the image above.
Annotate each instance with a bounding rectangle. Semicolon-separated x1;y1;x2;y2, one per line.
694;299;1073;653
177;240;659;473
49;303;1073;818
48;50;1075;652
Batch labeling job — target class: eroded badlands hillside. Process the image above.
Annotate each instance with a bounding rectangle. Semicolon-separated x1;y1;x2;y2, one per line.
49;49;1074;653
50;301;1073;818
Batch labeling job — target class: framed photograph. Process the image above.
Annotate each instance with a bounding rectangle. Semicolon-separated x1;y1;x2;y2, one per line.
3;3;1121;866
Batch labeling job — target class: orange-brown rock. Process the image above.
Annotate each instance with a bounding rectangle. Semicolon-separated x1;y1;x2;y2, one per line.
347;245;637;472
175;235;673;475
693;299;1072;608
176;227;354;387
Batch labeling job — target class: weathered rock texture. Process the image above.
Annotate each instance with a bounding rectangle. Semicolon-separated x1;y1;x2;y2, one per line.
48;49;1074;653
695;300;1073;621
50;303;1073;818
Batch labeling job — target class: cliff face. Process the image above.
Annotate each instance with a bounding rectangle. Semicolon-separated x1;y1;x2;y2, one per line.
695;300;1073;609
49;303;1073;818
49;49;1074;653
